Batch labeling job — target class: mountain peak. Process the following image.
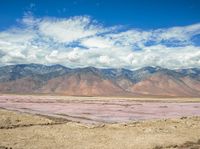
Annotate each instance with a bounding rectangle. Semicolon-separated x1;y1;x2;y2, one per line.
0;64;199;97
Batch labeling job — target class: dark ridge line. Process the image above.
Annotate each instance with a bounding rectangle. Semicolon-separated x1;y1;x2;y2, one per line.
1;63;199;71
0;122;67;130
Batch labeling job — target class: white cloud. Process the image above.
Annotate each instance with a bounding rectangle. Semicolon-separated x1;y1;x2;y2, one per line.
0;15;200;69
99;55;112;65
156;23;200;42
38;16;106;43
127;45;200;69
81;36;113;48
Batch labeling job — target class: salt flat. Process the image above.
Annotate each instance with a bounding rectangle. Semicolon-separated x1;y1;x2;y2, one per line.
0;94;200;124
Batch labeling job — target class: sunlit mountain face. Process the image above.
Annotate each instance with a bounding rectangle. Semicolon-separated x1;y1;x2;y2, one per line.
0;64;199;97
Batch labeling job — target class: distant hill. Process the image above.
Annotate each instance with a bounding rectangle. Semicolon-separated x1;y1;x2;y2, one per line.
0;64;200;97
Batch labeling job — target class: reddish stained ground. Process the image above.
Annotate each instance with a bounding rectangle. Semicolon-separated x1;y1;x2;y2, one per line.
0;95;200;124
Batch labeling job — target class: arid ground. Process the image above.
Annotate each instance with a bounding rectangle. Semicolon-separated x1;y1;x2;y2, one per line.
0;94;200;149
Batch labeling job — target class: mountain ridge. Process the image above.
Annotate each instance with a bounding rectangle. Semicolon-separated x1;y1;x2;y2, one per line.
0;64;199;97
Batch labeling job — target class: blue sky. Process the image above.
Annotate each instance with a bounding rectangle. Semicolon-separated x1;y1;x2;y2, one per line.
0;0;200;69
1;0;200;30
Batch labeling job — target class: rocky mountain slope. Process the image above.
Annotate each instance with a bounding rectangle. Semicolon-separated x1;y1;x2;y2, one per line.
0;64;199;97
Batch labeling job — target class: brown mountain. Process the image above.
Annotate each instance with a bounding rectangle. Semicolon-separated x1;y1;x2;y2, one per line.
0;64;200;97
40;72;126;96
131;73;200;96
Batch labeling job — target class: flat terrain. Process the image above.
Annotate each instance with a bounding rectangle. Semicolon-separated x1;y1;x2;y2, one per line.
0;94;200;124
0;94;200;149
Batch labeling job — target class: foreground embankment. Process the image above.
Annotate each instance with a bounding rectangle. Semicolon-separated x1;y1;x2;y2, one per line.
0;108;200;149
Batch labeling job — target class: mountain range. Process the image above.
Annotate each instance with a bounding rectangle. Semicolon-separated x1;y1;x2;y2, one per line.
0;64;200;97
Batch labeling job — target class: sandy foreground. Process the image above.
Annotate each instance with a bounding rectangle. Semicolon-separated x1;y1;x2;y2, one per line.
0;95;200;149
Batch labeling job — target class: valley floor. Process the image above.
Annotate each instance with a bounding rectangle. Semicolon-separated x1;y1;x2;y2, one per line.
0;95;200;149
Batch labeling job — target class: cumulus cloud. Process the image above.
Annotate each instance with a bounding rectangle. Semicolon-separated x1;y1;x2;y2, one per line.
81;36;114;48
38;16;103;43
0;14;200;69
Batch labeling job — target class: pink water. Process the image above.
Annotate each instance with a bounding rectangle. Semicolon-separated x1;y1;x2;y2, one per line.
0;95;200;124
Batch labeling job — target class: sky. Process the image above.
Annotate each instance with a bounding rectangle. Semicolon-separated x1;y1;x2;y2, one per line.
0;0;200;69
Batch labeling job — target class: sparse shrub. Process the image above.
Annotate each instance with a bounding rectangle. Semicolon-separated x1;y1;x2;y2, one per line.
0;146;12;149
180;116;187;119
197;139;200;144
153;145;162;149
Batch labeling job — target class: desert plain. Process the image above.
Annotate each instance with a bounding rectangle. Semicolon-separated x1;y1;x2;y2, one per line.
0;94;200;149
